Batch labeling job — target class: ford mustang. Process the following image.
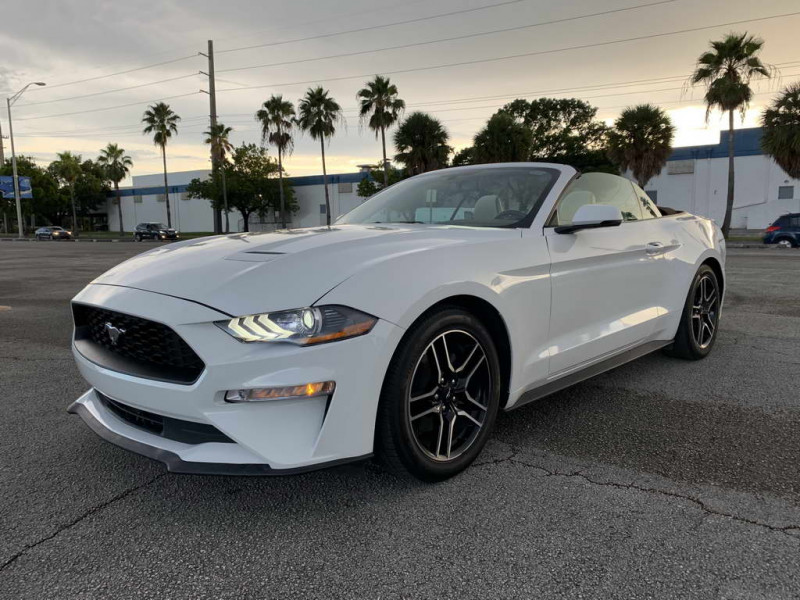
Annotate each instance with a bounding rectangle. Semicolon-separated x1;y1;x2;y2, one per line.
68;164;725;481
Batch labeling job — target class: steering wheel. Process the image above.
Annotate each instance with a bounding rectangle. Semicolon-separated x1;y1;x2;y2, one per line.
494;210;526;221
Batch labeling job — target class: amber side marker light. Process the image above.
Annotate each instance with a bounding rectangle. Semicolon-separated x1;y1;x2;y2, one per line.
225;381;336;403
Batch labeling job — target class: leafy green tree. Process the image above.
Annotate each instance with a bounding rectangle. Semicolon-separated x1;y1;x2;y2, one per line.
451;147;475;167
500;98;609;161
356;163;404;198
49;151;82;232
1;155;62;231
761;83;800;179
394;112;451;175
357;75;405;187
74;159;111;224
97;143;133;234
187;143;295;232
296;87;343;227
256;95;295;228
203;123;234;232
142;102;180;228
473;113;533;164
606;104;675;188
691;32;771;237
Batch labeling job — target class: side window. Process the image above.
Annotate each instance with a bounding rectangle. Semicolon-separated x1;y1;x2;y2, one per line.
790;216;800;227
550;173;642;225
632;183;661;220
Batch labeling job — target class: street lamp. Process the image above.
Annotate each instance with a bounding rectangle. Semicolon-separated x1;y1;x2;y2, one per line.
7;82;46;238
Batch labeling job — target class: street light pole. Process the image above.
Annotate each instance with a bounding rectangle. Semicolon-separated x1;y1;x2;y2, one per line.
7;82;46;239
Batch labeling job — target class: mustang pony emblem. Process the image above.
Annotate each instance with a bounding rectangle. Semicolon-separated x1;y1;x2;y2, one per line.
104;322;126;346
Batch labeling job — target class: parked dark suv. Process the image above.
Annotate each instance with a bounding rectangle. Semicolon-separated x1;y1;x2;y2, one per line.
763;213;800;248
134;222;179;242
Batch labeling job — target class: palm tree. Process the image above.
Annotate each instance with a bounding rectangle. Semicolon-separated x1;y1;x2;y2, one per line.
394;112;451;175
357;75;405;187
50;151;82;233
606;104;675;188
256;95;295;228
203;123;234;232
97;143;133;235
690;32;771;237
142;102;180;228
761;83;800;180
296;87;343;227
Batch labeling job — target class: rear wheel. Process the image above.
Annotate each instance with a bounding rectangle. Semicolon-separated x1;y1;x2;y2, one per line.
664;265;720;360
375;308;502;481
776;237;796;248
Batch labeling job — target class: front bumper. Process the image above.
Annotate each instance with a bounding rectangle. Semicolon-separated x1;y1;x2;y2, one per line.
69;284;404;475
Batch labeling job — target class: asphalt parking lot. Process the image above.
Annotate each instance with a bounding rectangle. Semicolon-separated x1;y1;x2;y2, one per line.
1;242;799;599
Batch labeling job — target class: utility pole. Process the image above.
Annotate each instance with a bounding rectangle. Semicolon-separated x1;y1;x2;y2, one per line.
200;40;222;234
0;118;5;165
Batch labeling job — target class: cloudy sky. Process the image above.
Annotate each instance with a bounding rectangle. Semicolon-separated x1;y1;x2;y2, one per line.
1;0;799;181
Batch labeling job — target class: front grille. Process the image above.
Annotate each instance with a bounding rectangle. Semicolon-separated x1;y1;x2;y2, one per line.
98;392;233;445
73;303;205;384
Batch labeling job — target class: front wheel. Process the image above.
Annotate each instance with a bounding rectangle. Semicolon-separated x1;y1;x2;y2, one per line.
375;308;502;481
664;265;720;360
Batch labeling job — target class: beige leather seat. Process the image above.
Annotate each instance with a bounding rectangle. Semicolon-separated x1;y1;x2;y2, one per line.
472;195;499;221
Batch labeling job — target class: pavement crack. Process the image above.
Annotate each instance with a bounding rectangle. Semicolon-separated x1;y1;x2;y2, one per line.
507;457;800;540
0;472;166;572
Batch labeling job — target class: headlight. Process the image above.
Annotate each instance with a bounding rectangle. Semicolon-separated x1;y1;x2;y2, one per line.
216;305;377;345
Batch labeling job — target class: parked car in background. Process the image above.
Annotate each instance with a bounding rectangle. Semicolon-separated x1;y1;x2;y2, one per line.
763;213;800;248
68;165;726;481
134;222;179;242
35;226;72;240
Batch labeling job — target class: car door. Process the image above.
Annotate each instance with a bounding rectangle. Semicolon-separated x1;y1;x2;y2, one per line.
543;173;672;377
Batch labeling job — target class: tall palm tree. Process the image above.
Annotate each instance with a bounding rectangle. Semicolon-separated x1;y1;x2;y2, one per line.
97;143;133;235
394;112;451;175
50;151;82;233
606;104;675;188
256;95;295;228
357;75;405;187
142;102;180;228
761;83;800;180
296;87;343;227
690;32;771;237
203;123;234;232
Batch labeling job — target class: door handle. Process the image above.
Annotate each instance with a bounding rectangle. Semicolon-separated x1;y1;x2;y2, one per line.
645;241;664;255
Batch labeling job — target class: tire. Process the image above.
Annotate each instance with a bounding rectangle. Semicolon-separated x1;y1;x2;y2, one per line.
134;233;142;242
776;237;796;248
664;265;721;360
375;308;502;481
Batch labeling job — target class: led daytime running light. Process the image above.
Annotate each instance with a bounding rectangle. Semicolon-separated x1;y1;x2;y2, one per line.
225;381;335;402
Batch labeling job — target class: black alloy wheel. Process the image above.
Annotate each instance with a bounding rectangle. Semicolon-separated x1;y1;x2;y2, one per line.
376;308;502;481
665;264;721;360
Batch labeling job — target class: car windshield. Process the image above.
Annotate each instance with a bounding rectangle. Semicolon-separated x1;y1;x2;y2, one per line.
149;223;168;229
51;227;63;231
338;166;559;228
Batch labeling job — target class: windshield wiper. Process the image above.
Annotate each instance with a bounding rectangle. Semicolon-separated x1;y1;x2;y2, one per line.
371;220;425;224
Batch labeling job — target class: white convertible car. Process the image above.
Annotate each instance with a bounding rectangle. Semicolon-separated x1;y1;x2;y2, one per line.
68;164;725;481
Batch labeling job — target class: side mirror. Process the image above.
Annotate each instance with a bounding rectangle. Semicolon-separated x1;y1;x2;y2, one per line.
555;204;623;234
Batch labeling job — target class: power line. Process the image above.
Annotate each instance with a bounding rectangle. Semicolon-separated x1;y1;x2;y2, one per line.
15;74;202;108
219;0;675;74
27;54;201;92
217;0;530;55
15;92;202;122
216;11;800;93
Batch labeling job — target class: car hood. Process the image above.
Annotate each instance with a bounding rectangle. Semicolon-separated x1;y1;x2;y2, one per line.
91;224;519;316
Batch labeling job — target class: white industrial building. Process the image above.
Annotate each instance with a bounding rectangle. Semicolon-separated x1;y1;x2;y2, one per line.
105;127;798;233
641;127;798;229
106;169;369;233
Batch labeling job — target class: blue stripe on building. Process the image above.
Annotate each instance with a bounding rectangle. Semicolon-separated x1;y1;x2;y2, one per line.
667;127;763;162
